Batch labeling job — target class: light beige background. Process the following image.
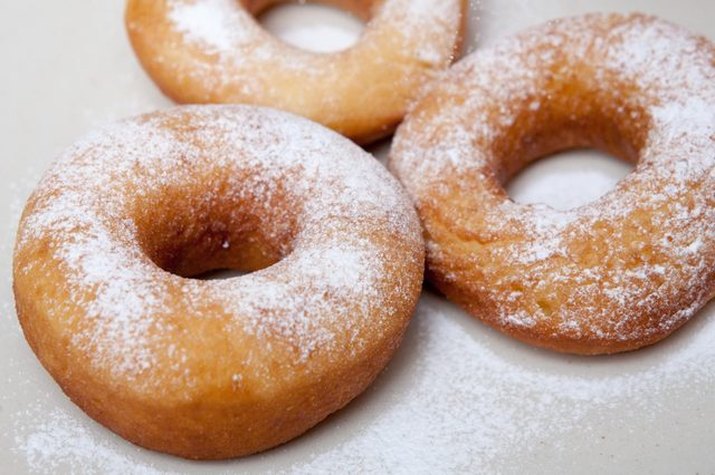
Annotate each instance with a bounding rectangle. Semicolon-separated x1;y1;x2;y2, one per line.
1;1;714;473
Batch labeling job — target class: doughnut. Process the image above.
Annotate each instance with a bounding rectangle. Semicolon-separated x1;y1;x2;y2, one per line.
125;0;466;143
13;105;424;459
389;13;715;355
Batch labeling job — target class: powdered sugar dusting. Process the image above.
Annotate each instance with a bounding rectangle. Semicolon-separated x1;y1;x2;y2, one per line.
291;296;715;471
14;407;166;475
378;0;463;64
126;0;463;138
391;13;715;348
168;0;255;51
14;105;422;391
9;295;715;472
215;240;387;360
163;0;462;64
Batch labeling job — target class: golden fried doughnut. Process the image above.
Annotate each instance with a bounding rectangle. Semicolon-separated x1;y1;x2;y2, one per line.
390;13;715;354
13;105;424;459
125;0;467;143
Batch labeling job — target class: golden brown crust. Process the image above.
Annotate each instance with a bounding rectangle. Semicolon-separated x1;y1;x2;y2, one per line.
390;13;715;355
13;105;424;458
124;0;467;143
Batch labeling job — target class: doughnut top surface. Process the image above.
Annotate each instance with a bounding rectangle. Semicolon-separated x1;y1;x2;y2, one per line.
15;105;423;395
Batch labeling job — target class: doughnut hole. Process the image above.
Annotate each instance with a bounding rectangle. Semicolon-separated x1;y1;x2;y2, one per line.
129;168;301;279
244;0;374;53
255;1;367;53
507;150;633;211
241;0;377;22
489;69;650;194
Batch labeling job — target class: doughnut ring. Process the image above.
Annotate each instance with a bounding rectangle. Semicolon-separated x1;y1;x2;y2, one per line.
390;13;715;354
125;0;467;143
13;105;424;458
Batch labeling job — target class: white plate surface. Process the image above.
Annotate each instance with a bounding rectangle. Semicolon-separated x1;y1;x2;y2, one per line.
1;1;713;473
